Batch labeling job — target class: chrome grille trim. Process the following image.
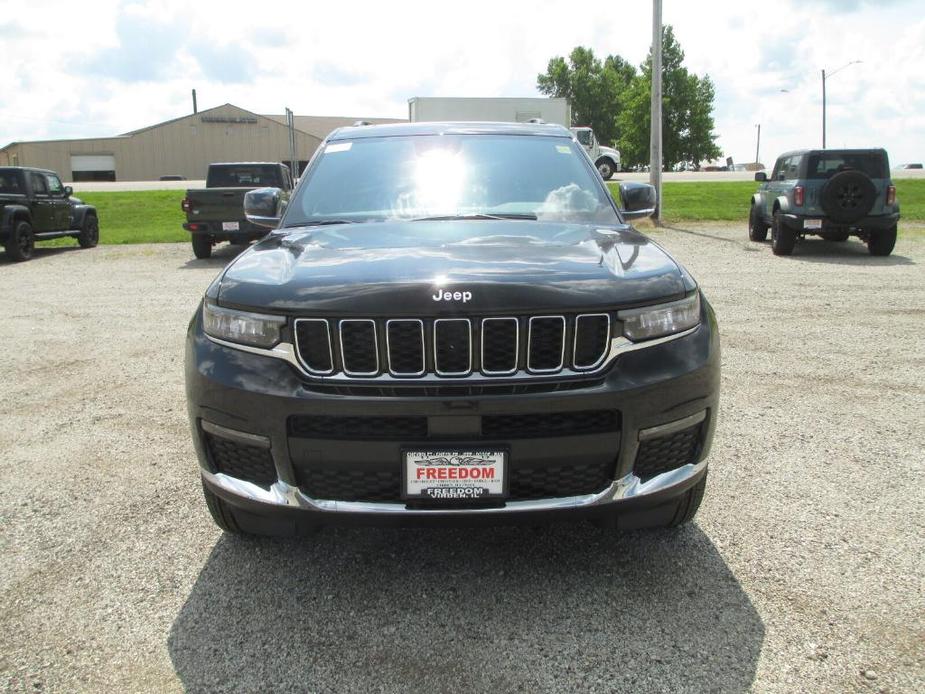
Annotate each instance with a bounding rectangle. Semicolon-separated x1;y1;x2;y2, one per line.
433;318;472;376
208;324;699;382
385;319;426;377
292;318;335;375
527;315;566;374
338;319;380;377
573;313;611;371
480;317;519;376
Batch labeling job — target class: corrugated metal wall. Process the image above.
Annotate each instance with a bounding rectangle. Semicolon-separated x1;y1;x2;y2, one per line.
0;104;322;182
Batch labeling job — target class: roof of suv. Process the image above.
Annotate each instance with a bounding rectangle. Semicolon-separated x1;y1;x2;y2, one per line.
776;148;888;159
328;121;573;141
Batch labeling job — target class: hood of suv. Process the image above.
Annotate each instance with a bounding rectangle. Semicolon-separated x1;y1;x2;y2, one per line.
217;220;688;314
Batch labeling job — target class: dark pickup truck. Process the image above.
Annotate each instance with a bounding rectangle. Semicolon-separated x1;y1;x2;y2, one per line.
1;167;98;262
182;162;293;259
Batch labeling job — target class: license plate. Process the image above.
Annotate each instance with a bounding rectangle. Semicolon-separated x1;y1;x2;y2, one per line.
222;221;240;231
403;449;507;500
803;219;822;230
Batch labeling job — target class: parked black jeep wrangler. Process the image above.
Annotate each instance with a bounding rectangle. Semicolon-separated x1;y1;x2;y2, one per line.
0;167;99;262
748;149;899;256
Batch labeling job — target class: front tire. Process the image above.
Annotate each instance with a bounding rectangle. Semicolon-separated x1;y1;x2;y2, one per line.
5;220;34;262
597;159;615;180
867;225;897;256
771;210;797;256
77;214;99;248
667;474;707;526
192;235;212;259
202;483;243;534
748;204;769;241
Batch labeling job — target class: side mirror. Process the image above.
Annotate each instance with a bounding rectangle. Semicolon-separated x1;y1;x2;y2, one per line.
64;185;73;196
618;182;657;220
244;187;285;228
754;172;767;182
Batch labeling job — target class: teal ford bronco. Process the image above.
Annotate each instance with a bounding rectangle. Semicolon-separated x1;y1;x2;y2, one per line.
748;149;899;256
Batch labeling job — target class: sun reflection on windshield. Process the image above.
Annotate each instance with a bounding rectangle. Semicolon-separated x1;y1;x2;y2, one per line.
396;149;467;218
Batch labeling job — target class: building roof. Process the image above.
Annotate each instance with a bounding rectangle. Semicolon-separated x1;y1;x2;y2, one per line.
262;114;405;140
1;104;404;151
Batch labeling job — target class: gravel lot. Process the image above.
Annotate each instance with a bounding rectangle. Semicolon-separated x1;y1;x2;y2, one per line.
1;226;923;693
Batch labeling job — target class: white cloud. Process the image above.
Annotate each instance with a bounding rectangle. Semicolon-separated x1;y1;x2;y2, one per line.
0;0;922;165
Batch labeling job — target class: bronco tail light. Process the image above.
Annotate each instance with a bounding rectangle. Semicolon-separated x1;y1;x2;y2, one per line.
181;197;191;213
793;186;805;207
886;185;896;206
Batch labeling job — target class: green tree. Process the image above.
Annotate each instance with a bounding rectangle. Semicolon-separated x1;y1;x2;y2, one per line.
537;47;636;146
616;26;722;169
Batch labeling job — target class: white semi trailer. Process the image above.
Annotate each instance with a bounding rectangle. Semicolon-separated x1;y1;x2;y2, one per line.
407;97;620;179
408;97;571;127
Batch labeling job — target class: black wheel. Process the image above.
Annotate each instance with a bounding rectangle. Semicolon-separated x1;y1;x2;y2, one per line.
597;159;615;180
5;220;34;262
748;204;769;241
192;235;212;259
771;210;797;256
820;169;876;224
819;230;849;242
667;474;708;527
202;482;243;534
867;225;897;256
77;214;99;248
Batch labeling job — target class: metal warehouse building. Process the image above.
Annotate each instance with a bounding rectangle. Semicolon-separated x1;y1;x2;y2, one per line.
0;103;402;182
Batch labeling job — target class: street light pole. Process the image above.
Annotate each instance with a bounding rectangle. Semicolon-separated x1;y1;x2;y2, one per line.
754;123;761;168
821;60;861;149
649;0;663;224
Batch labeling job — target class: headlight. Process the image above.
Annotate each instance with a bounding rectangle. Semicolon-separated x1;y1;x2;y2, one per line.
202;302;285;348
618;293;701;341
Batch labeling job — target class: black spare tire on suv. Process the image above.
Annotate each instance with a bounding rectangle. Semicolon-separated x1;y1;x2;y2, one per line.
820;169;877;224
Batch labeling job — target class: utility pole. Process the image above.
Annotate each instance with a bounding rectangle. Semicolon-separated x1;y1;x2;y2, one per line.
649;0;663;224
285;107;297;178
754;123;761;168
821;69;826;149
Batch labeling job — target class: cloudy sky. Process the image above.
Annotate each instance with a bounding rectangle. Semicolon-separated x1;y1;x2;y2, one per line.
1;0;923;166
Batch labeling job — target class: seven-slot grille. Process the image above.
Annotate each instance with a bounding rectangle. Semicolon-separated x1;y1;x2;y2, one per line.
293;314;613;379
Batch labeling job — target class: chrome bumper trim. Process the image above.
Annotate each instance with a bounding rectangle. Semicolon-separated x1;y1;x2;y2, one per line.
638;410;706;440
201;459;707;517
200;420;271;449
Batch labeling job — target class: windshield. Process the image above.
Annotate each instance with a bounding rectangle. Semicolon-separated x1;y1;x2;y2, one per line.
207;164;282;188
284;134;619;226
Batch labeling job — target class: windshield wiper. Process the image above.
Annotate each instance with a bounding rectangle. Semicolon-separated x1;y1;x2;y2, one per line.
412;213;537;222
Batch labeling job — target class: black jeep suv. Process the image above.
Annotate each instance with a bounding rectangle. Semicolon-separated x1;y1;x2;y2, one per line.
0;167;99;261
749;148;899;256
185;122;720;536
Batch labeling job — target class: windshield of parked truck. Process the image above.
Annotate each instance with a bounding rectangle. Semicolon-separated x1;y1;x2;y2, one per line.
285;134;618;226
207;164;283;188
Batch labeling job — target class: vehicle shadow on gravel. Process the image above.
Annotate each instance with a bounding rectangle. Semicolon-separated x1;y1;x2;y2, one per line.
179;245;248;269
168;524;763;693
0;245;84;265
782;239;914;265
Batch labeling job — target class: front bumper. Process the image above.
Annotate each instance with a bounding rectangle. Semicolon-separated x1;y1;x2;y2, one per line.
185;300;721;527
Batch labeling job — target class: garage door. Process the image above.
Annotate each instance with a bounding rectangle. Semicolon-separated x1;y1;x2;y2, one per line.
71;155;116;182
